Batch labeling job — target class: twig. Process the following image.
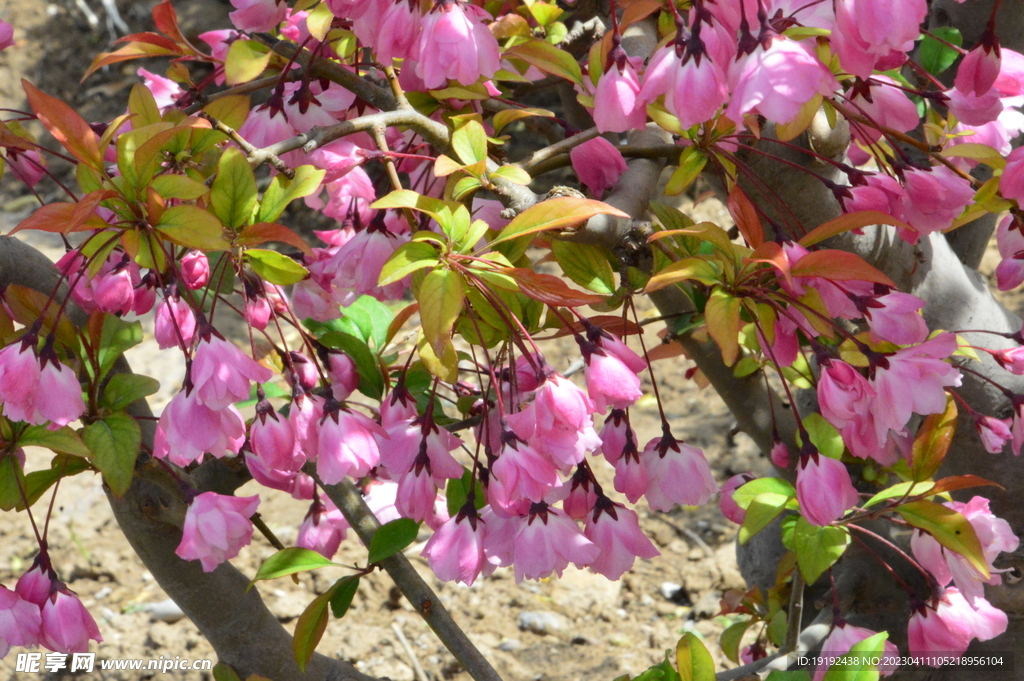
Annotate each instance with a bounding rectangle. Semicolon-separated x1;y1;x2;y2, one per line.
784;569;805;653
198;112;295;179
309;468;505;681
517;127;601;175
392;622;430;681
714;652;784;681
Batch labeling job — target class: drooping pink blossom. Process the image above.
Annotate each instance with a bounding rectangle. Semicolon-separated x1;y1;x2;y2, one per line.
640;431;718;511
994;49;1024;97
327;351;359;401
771;439;791;468
599;409;632;465
296;497;349;559
946;86;1004;126
0;20;13;51
907;588;1007;659
593;58;646;133
40;588;102;653
832;0;926;79
176;492;260;572
956;38;1002;97
584;499;660;580
581;331;647;412
1001;146;1024;204
995;213;1024;290
138;67;183;110
613;449;649;503
15;563;50;607
316;404;386;484
0;585;41;657
375;0;421;66
153;388;246;466
845;77;921;146
638;45;728;129
725;37;837;125
570;137;627;198
249;400;301;472
813;623;899;681
505;373;601;471
976;415;1012;454
228;0;286;32
422;508;488;586
154;293;196;350
180;250;210;290
289;392;324;458
899;166;975;242
818;360;876;430
414;1;501;89
396;465;442;523
191;335;274;410
512;503;599;582
7;150;46;188
489;439;562;509
796;453;860;526
863;291;929;346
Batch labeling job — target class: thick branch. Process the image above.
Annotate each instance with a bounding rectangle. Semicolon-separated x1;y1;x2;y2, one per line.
311;471;504;681
0;236;372;681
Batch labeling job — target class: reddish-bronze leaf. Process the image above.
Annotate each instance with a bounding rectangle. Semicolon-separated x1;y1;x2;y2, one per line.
236;222;313;256
23;81;102;169
790;250;897;287
929;474;1002;496
727;185;764;248
911;394;957;482
547;314;642;339
152;0;188;46
798;210;913;248
503;268;606;307
83;41;180;81
10;190;114;235
746;241;791;286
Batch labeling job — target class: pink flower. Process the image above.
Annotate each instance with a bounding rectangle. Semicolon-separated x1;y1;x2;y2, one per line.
250;401;300;471
899;166;975;241
598;409;632;464
375;0;421;65
396;465;442;523
154;388;246;466
296;497;348;560
846;77;921;146
640;433;718;511
639;45;728;129
584;500;659;580
505;373;600;471
796;453;859;526
414;2;501;89
864;291;928;346
284;352;318;392
176;492;260;572
832;0;926;79
309;140;365;184
0;20;13;51
35;357;85;428
138;67;183;110
818;360;876;430
593;58;646;133
40;588;102;653
946;86;1003;126
289;393;324;458
489;440;562;509
1000;146;1024;203
191;335;273;410
326;221;409;302
908;588;1007;659
0;342;41;423
994;49;1024;97
871;333;962;440
995;213;1024;290
15;563;50;607
725;37;837;125
154;293;196;350
956;38;1002;96
229;0;286;32
771;439;791;468
0;585;41;657
562;472;597;520
179;250;210;290
911;497;1018;604
512;503;599;582
976;415;1012;454
422;509;488;586
843;174;906;223
244;296;272;331
813;623;899;681
327;351;359;401
7;150;46;188
719;473;756;524
581;331;647;412
316;405;386;484
613;449;649;503
570;137;627;198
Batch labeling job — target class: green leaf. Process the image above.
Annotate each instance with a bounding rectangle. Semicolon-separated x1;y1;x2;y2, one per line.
212;146;258;230
245;248;309;286
644;257;720;292
379;241;440;287
293;587;334;672
767;609;787;646
665;147;707;196
733;478;795;511
488;197;629;262
19;425;91;457
82;412;141;498
0;455;26;511
705;288;742;366
822;631;889;681
490;165;532;185
897;500;989;578
212;662;244;681
507;40;583;84
738;493;789;544
371;190;450;226
224;39;272;85
911;394;956;482
128;82;162;128
151;174;210;200
452;118;488;166
251;547;338;587
766;672;811;681
329;575;361;618
863;481;935;508
317;331;384;400
258;166;327;224
102;374;160;411
802;413;844;459
920;27;962;76
418;268;465;356
446;468;486;517
676;632;716;681
98;316;144;379
338;296;394;351
156;205;231;251
551;240;615;294
720;619;753;664
367;518;419;563
792;517;850;584
12;455;91;512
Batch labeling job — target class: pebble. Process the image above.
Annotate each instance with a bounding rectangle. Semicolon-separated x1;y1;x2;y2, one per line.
517;611;567;634
141;599;185;623
94;586;112;600
659;582;683;601
497;638;522;652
